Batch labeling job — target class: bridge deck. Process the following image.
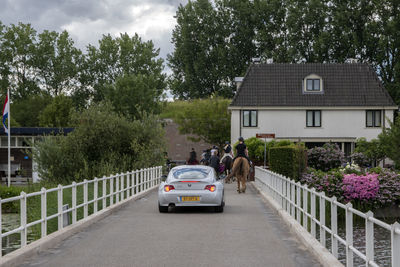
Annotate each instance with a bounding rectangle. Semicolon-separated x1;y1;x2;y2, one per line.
21;183;321;267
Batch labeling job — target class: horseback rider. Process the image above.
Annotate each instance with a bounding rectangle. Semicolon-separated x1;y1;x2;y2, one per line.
232;137;251;165
220;141;233;163
209;149;220;174
187;148;199;165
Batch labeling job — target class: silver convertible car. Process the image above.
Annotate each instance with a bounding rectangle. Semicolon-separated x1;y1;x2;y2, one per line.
158;165;225;213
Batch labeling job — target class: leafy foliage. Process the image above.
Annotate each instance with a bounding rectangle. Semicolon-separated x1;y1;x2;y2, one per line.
168;97;231;147
379;116;400;168
269;145;306;180
307;143;345;171
38;94;73;127
32;103;165;183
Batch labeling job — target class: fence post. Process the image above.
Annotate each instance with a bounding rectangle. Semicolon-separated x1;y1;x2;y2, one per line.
133;171;137;195
94;178;98;213
391;222;400;267
310;188;316;238
126;172;130;198
286;180;290;213
303;184;308;229
84;180;88;218
116;173;120;203
20;191;27;247
102;176;106;209
41;187;47;238
345;203;353;267
331;196;338;258
57;185;63;230
121;173;124;201
0;198;2;256
296;182;301;224
365;211;374;265
141;169;144;192
291;181;295;217
72;182;77;224
320;192;326;247
110;175;114;205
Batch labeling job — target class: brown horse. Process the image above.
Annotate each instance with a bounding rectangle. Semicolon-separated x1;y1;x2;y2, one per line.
227;157;250;193
221;155;233;182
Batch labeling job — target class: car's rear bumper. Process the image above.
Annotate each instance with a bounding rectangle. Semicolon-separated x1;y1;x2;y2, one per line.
158;189;223;206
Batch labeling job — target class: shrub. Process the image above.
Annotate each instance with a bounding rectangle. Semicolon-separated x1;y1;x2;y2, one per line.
245;137;265;162
269;145;306;180
342;173;379;202
32;102;166;184
307;143;345;171
375;169;400;206
300;168;344;199
0;186;23;212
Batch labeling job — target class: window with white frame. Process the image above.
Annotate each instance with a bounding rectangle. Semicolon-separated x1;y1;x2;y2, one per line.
366;110;381;127
303;74;323;93
306;79;320;91
243;110;257;127
306;110;321;127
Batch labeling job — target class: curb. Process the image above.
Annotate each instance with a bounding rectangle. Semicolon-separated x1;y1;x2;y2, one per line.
0;187;157;267
251;182;343;267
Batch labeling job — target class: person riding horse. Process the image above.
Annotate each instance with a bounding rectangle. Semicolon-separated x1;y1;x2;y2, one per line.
187;148;199;165
232;137;251;165
227;137;251;193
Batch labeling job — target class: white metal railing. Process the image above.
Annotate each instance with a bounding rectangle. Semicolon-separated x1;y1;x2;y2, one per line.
255;167;400;267
0;166;162;257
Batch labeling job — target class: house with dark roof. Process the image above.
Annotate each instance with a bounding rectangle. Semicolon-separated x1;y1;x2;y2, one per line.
229;63;398;156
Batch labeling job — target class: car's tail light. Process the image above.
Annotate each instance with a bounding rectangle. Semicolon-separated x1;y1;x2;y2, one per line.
164;185;175;192
205;185;216;192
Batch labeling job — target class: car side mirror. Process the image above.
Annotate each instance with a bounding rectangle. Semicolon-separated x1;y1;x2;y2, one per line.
161;175;167;182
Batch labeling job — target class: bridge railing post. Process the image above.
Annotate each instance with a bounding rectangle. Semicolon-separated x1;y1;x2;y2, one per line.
291;181;295;217
133;171;137;195
84;180;88;218
310;188;316;238
41;187;47;238
126;172;130;198
110;175;114;205
102;177;106;209
286;179;290;214
20;191;27;248
365;211;374;265
296;182;301;224
94;178;98;213
331;196;338;258
303;185;308;230
116;173;120;203
0;198;2;257
391;222;400;267
345;203;353;267
121;173;124;201
57;185;63;230
320;192;326;247
72;182;77;224
141;169;144;192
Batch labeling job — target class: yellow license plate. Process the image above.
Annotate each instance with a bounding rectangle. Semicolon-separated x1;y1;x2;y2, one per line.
181;196;200;202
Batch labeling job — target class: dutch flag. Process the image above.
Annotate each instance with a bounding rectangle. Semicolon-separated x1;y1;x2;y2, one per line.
2;90;9;134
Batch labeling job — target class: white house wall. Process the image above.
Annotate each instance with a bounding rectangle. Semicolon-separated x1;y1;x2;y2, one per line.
231;109;394;144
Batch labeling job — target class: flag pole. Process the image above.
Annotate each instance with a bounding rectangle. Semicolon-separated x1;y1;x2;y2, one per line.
7;89;10;187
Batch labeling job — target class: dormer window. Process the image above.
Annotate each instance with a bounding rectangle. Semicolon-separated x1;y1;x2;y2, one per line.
303;74;323;93
306;79;320;91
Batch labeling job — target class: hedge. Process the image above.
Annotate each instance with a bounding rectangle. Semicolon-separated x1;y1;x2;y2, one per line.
269;145;307;180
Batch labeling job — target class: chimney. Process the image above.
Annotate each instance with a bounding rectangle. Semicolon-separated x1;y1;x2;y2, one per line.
234;77;244;90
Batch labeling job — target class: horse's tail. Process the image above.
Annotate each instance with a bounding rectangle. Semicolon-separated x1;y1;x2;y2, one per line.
237;157;244;176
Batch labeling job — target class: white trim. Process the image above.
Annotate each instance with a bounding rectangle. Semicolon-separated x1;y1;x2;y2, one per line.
228;106;398;110
303;74;323;93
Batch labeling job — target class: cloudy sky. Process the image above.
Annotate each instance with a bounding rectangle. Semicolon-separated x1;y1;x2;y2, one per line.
0;0;187;65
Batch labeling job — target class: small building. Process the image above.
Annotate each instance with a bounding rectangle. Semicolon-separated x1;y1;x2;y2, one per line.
0;127;74;184
229;63;398;157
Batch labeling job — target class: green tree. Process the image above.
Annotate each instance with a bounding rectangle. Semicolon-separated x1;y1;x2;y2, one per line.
379;116;400;168
12;94;52;126
35;30;82;96
354;137;385;165
2;22;40;99
171;97;231;147
39;94;73;127
82;33;165;104
32;102;166;183
103;74;163;120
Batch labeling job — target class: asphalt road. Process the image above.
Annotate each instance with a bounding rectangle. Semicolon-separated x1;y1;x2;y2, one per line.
22;183;321;267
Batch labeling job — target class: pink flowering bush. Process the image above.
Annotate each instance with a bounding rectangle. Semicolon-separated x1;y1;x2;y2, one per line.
341;173;379;202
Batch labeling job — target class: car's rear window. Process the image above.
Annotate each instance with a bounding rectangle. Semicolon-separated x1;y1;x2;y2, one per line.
172;168;209;179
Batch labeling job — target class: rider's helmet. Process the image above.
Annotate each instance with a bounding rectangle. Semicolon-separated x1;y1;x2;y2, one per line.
238;137;244;142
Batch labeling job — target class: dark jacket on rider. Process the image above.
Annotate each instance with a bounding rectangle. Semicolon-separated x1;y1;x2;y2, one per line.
209;154;220;174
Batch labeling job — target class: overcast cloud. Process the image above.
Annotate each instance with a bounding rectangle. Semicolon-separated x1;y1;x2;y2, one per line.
0;0;187;65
